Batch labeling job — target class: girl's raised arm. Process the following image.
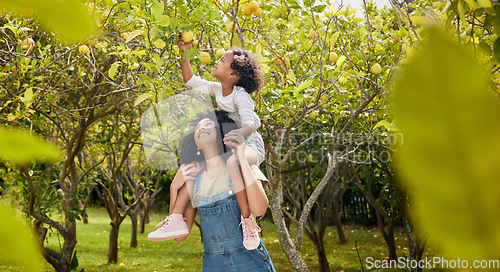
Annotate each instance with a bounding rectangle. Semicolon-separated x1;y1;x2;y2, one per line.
178;38;194;83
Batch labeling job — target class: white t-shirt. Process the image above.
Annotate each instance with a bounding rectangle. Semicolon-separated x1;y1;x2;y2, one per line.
186;75;261;129
198;164;268;197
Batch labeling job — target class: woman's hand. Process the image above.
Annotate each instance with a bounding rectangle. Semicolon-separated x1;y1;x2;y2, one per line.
178;162;203;186
224;130;246;155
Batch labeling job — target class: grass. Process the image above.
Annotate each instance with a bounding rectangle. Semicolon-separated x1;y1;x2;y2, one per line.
1;208;445;271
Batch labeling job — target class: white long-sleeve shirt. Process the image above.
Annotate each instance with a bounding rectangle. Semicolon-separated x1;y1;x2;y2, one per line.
186;75;261;129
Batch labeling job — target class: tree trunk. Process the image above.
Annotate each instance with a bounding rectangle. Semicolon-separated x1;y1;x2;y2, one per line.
317;238;330;272
385;225;397;260
268;190;309;272
130;208;138;248
79;199;88;224
406;218;426;272
139;200;149;234
306;219;330;272
331;205;347;244
108;220;120;264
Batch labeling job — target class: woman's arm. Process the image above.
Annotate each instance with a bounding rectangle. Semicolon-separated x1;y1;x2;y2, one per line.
169;163;201;214
235;147;269;216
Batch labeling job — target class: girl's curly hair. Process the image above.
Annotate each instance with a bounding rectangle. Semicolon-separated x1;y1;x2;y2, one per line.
230;48;264;94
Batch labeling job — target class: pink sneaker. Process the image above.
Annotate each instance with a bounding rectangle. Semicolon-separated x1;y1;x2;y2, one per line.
240;216;261;250
148;214;189;241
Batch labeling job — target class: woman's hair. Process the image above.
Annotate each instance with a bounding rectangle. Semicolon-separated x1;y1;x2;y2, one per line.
177;110;239;165
230;48;264;94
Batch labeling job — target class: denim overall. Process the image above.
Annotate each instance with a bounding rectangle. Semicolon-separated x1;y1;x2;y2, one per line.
194;172;276;272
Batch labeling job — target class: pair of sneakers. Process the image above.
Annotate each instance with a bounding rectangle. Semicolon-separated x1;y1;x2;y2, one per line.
147;213;261;251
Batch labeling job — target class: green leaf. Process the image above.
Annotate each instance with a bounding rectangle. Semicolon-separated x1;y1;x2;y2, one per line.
336;55;346;67
152;53;163;71
0;0;96;42
0;204;43;272
393;29;500;260
134;93;152;107
494;6;500;36
185;47;198;61
0;128;61;164
294;80;313;93
477;0;492;8
493;37;500;63
24;87;34;105
153;39;166;49
312;5;326;13
373;120;393;131
156;15;171;27
108;62;120;80
69;250;79;271
125;30;142;43
151;0;163;20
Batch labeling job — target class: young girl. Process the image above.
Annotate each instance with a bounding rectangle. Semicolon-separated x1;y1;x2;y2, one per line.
148;36;266;250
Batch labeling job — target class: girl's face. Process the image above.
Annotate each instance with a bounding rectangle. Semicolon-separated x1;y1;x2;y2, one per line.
194;118;217;148
211;51;235;79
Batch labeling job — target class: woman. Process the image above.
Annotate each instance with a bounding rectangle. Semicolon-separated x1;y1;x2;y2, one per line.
177;110;275;272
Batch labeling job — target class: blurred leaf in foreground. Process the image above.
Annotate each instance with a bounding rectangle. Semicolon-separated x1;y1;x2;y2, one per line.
393;29;500;261
0;204;43;272
0;0;95;41
0;128;61;164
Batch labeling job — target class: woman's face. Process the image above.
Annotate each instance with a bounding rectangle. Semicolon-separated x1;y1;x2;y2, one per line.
194;118;217;148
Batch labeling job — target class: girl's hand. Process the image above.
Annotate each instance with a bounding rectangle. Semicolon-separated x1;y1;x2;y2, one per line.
224;130;246;155
177;34;192;54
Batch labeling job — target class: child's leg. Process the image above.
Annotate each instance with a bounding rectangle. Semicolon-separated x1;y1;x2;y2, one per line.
227;148;258;218
171;183;191;215
169;170;183;214
169;164;198;214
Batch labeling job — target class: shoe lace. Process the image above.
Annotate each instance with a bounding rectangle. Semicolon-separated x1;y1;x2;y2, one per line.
240;218;261;238
154;215;172;230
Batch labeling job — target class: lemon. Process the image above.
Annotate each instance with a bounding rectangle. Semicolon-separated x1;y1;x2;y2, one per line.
121;32;129;42
247;1;259;11
371;63;382;75
242;4;253;16
216;49;225;59
308;29;318;40
253;7;262;17
329;52;338;63
199;52;211;64
79;45;90;55
192;39;199;47
181;30;194;43
20;38;35;50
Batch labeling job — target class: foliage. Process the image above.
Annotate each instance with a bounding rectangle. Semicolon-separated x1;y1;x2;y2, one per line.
393;28;500;261
0;0;95;41
0;204;44;272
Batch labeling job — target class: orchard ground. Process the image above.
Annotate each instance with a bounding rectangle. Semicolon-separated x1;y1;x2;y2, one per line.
1;208;445;272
